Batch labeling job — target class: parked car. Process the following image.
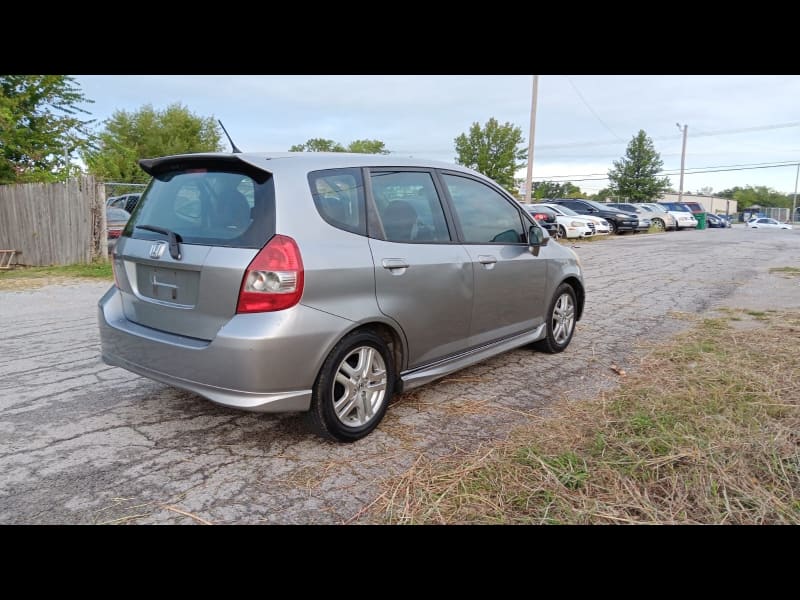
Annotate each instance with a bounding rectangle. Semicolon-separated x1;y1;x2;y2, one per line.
747;218;793;230
528;203;594;239
106;207;131;250
107;193;142;214
605;203;652;233
546;199;638;234
657;202;699;230
541;203;611;234
636;203;678;230
521;204;560;237
705;213;729;228
679;200;707;226
99;153;585;442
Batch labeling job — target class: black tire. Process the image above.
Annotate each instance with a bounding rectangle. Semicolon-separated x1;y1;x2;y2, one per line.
306;330;394;442
534;283;577;354
608;220;618;234
652;218;665;231
558;225;567;239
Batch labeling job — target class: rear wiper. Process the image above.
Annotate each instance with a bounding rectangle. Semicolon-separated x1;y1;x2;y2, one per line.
136;224;183;260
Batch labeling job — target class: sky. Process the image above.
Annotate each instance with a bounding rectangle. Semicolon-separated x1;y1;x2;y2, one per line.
72;75;800;196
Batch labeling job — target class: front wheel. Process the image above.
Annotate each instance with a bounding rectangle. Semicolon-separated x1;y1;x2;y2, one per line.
608;220;618;234
306;330;394;442
652;218;665;231
534;283;577;354
558;225;567;239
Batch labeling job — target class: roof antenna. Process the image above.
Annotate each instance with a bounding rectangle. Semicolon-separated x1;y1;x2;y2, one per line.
218;119;242;153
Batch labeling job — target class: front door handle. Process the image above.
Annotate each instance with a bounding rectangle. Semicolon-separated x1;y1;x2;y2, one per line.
381;259;410;275
478;255;497;270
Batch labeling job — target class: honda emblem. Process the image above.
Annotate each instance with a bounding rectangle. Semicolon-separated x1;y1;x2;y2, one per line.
149;241;167;259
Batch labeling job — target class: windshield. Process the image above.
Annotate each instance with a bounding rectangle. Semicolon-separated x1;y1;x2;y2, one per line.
125;168;275;248
582;199;612;211
545;204;578;216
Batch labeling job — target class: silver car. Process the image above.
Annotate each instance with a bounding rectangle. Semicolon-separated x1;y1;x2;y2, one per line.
99;153;585;441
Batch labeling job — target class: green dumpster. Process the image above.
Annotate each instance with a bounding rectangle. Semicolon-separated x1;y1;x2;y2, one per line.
695;212;707;229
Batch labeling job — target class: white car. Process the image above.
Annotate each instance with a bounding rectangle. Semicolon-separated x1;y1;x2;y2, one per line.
529;204;594;239
747;218;793;230
541;203;611;235
656;202;698;230
636;203;679;230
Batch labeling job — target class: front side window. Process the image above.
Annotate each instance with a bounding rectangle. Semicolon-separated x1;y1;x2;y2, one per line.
126;168;274;248
442;174;525;244
308;168;366;235
370;171;450;242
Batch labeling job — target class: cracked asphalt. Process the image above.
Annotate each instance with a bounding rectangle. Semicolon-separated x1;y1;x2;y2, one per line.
1;227;799;524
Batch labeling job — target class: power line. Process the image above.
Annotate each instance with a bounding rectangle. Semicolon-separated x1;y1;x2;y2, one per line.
564;76;625;142
533;159;800;180
533;161;800;183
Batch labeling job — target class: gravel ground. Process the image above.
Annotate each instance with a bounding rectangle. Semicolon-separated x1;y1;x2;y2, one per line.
1;226;798;524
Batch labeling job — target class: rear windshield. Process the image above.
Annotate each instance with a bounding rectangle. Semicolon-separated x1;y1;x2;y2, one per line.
125;168;275;248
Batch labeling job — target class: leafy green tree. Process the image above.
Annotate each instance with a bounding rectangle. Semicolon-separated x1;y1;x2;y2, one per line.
454;118;527;190
0;75;94;184
84;103;223;184
289;138;390;154
289;138;346;152
726;185;790;209
346;139;389;154
607;130;670;201
532;181;585;199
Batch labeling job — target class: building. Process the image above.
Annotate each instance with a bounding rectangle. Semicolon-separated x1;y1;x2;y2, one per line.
659;193;737;216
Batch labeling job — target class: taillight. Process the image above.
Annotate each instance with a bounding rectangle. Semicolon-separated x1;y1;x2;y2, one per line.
237;235;304;313
533;213;547;221
112;257;122;289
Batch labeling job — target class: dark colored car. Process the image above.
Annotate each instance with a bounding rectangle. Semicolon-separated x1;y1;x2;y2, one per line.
107;193;142;214
705;213;729;228
605;203;653;233
546;198;638;234
522;204;559;236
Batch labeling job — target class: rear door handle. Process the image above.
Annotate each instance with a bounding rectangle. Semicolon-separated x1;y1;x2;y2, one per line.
381;259;410;274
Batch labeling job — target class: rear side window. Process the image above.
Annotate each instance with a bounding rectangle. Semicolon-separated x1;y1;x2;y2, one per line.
369;171;451;242
308;168;366;235
126;169;274;248
442;174;525;244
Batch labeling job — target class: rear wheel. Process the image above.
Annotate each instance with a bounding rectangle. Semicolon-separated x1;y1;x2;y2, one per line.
306;330;394;442
534;283;577;354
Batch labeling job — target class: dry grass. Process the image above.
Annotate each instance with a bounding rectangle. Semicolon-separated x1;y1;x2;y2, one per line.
373;310;800;524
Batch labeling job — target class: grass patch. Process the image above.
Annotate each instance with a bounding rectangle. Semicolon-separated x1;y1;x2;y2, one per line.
0;261;112;281
770;266;800;278
374;311;800;524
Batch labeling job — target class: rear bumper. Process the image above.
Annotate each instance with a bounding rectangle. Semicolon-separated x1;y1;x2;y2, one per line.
98;286;352;412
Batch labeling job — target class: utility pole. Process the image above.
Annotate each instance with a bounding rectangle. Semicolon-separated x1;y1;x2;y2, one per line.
792;162;799;223
676;123;688;203
524;75;539;204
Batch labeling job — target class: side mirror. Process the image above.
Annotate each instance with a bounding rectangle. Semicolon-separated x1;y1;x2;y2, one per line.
528;225;549;254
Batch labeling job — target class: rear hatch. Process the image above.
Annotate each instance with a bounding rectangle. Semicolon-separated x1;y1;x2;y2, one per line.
113;156;275;341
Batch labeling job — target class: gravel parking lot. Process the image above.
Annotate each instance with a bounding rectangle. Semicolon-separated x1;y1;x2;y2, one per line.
1;227;799;524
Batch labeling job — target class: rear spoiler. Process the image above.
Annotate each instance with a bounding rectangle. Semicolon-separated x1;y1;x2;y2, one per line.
138;154;272;182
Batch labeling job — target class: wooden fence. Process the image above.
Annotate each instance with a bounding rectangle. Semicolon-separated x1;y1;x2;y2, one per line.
0;176;107;266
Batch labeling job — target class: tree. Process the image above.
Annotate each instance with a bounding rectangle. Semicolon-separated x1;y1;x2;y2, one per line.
289;138;346;152
532;181;586;199
454;118;526;190
607;130;670;201
721;185;790;210
0;75;94;184
289;138;390;154
84;103;223;184
346;139;389;154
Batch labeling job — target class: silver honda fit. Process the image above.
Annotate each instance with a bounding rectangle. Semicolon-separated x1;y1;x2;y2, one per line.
98;153;585;441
